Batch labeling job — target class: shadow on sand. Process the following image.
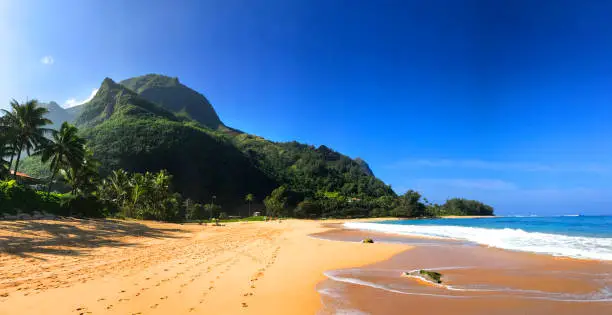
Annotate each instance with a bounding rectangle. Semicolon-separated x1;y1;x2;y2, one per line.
0;219;186;259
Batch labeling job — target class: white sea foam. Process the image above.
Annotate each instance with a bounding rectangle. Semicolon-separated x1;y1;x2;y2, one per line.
324;269;612;302
323;271;465;298
343;222;612;261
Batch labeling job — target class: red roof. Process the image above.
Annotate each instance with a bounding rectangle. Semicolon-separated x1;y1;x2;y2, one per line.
9;170;35;179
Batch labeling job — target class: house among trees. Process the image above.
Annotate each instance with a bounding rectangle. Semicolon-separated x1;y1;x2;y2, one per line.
10;170;43;186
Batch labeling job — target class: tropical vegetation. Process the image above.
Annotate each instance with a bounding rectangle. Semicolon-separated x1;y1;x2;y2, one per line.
1;74;495;220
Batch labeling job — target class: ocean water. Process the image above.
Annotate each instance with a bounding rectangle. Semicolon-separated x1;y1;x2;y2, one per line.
344;216;612;260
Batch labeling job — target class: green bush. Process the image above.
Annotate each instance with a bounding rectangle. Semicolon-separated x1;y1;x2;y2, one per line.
0;180;66;215
294;200;322;218
369;207;388;217
63;195;116;218
0;180;118;217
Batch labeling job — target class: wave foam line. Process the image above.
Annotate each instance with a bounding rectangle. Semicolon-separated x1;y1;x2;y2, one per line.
344;222;612;261
325;269;612;302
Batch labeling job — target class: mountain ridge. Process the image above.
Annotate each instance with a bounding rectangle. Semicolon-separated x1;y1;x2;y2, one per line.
21;74;394;209
120;74;222;129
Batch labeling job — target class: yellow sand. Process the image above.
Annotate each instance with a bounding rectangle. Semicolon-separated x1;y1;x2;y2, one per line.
0;219;408;315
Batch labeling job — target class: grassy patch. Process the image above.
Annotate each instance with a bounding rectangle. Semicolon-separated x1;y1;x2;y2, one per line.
362;238;374;243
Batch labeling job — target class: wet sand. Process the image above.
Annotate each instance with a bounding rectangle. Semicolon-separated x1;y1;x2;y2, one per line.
315;228;612;315
0;218;407;315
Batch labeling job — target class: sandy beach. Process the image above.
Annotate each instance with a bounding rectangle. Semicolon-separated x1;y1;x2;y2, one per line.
0;218;408;315
2;218;610;315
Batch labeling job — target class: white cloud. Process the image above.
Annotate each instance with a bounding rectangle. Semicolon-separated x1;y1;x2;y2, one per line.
40;55;54;65
63;88;98;108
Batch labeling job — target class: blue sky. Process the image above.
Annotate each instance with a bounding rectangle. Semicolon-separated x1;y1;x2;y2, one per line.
1;0;611;215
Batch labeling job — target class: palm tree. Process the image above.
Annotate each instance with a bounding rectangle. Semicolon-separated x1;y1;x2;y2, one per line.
60;147;100;196
245;193;254;217
100;169;130;209
1;99;52;179
0;138;12;179
128;172;152;218
0;114;18;174
37;122;86;195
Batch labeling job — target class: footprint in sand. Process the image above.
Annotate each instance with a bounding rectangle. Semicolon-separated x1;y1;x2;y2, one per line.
106;305;113;310
242;302;248;308
160;296;168;300
150;304;159;309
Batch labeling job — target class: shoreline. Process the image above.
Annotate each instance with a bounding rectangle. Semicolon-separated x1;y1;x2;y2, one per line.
342;217;612;262
315;225;612;314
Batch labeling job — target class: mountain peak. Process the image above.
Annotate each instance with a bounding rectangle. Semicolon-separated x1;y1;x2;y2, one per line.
74;76;175;127
38;101;76;129
101;77;119;90
120;74;180;92
120;74;222;128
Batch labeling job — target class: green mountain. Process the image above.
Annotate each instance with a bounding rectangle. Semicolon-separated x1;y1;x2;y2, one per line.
64;104;84;118
22;74;395;211
39;101;76;130
354;158;374;177
120;74;222;129
74;78;177;127
71;77;276;206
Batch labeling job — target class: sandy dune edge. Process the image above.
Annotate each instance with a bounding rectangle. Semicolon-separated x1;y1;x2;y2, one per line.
0;219;408;315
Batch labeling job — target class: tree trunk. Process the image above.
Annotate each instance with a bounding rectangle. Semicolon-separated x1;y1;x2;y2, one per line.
248;201;252;217
12;143;23;180
46;172;55;197
8;147;14;172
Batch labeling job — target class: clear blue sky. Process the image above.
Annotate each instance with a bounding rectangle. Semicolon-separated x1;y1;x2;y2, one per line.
1;0;611;215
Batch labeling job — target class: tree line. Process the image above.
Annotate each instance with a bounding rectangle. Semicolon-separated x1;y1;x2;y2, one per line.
1;99;494;220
